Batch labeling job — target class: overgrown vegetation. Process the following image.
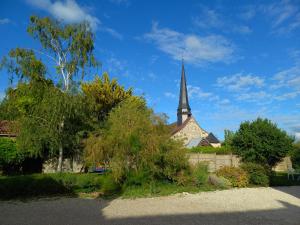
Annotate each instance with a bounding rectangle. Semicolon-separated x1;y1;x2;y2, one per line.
241;162;269;186
290;141;300;170
189;146;232;154
216;166;249;187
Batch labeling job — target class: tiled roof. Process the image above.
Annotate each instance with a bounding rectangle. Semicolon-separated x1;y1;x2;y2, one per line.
0;120;17;137
171;116;192;135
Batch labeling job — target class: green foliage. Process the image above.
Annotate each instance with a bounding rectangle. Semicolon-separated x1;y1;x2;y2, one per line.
81;73;132;125
0;138;26;173
270;172;300;186
101;174;121;196
192;163;209;186
290;141;300;170
232;118;294;168
27;15;98;91
241;162;269;186
216;166;249;187
208;174;231;189
189;146;232;154
0;173;103;200
84;96;188;185
223;129;235;147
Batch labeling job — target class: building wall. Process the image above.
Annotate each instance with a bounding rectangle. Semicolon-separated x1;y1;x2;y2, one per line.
172;117;208;145
188;153;292;173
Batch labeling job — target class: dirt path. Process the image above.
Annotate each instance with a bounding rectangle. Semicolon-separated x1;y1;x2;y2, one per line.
1;186;300;225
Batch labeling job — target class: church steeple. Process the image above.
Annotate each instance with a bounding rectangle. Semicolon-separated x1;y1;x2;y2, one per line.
177;60;191;126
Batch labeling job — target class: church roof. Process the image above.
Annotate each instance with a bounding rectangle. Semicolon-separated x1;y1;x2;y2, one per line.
206;133;220;143
171;116;192;135
177;62;191;114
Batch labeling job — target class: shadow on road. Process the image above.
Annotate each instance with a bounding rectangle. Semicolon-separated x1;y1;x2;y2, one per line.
0;188;299;225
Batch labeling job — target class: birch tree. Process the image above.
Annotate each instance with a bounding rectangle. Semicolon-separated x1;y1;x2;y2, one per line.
1;16;98;172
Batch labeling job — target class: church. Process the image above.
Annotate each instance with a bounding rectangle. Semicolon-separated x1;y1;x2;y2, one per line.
171;62;221;148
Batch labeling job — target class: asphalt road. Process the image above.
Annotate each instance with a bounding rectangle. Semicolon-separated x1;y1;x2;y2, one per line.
1;186;300;225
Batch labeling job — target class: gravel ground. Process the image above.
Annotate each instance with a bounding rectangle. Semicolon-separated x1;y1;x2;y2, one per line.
1;186;299;225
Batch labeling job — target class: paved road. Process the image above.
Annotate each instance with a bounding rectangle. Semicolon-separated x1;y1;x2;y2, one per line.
1;186;300;225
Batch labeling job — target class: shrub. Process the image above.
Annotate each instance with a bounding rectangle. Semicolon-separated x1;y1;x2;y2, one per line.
232;118;294;168
290;142;300;170
216;166;249;187
192;163;209;186
208;174;231;189
241;162;269;186
101;174;121;196
0;137;26;174
189;146;232;154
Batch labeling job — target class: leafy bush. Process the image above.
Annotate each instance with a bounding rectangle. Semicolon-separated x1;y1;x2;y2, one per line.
208;174;231;189
232;118;294;168
84;97;189;185
0;173;103;200
192;163;209;186
216;166;249;187
0;137;26;174
290;142;300;170
189;146;232;154
241;162;269;186
101;174;121;196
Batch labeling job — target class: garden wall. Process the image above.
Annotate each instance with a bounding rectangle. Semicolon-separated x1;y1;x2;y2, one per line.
188;153;292;172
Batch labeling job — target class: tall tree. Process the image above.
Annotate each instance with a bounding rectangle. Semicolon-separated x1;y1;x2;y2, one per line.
1;15;98;171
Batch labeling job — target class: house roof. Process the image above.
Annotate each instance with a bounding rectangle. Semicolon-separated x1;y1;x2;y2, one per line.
171;116;192;135
206;133;220;143
0;120;17;137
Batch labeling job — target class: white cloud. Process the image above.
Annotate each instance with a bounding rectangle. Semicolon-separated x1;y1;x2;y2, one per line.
295;132;300;140
144;22;235;66
216;73;265;92
27;0;122;38
187;85;213;99
193;8;252;34
0;18;11;25
272;65;300;90
27;0;100;30
164;92;176;99
261;0;300;33
236;91;271;103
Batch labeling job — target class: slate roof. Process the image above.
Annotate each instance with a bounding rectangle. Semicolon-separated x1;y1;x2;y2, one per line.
206;133;220;143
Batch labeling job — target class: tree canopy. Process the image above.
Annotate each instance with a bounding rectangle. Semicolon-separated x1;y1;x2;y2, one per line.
231;118;294;168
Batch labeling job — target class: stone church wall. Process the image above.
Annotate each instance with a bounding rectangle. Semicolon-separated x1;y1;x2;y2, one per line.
173;117;208;145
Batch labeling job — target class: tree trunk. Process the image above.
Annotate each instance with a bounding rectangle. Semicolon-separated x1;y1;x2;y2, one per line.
57;120;65;172
57;143;63;172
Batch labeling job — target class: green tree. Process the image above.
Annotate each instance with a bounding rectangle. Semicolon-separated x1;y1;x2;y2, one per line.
232;118;294;168
223;129;235;147
81;73;132;126
290;141;300;170
1;15;98;172
84;97;188;183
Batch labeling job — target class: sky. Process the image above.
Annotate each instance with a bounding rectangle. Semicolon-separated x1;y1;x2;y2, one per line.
0;0;300;141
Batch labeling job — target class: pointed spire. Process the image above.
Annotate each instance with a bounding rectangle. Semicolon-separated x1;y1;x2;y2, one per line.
177;60;191;125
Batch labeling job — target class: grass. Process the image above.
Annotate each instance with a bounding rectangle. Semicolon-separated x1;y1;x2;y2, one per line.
270;172;300;186
122;181;218;198
0;173;104;200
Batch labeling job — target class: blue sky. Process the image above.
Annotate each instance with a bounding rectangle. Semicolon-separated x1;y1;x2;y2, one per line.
0;0;300;140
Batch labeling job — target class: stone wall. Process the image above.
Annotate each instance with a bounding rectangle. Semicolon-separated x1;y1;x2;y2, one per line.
188;153;292;172
42;157;84;173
